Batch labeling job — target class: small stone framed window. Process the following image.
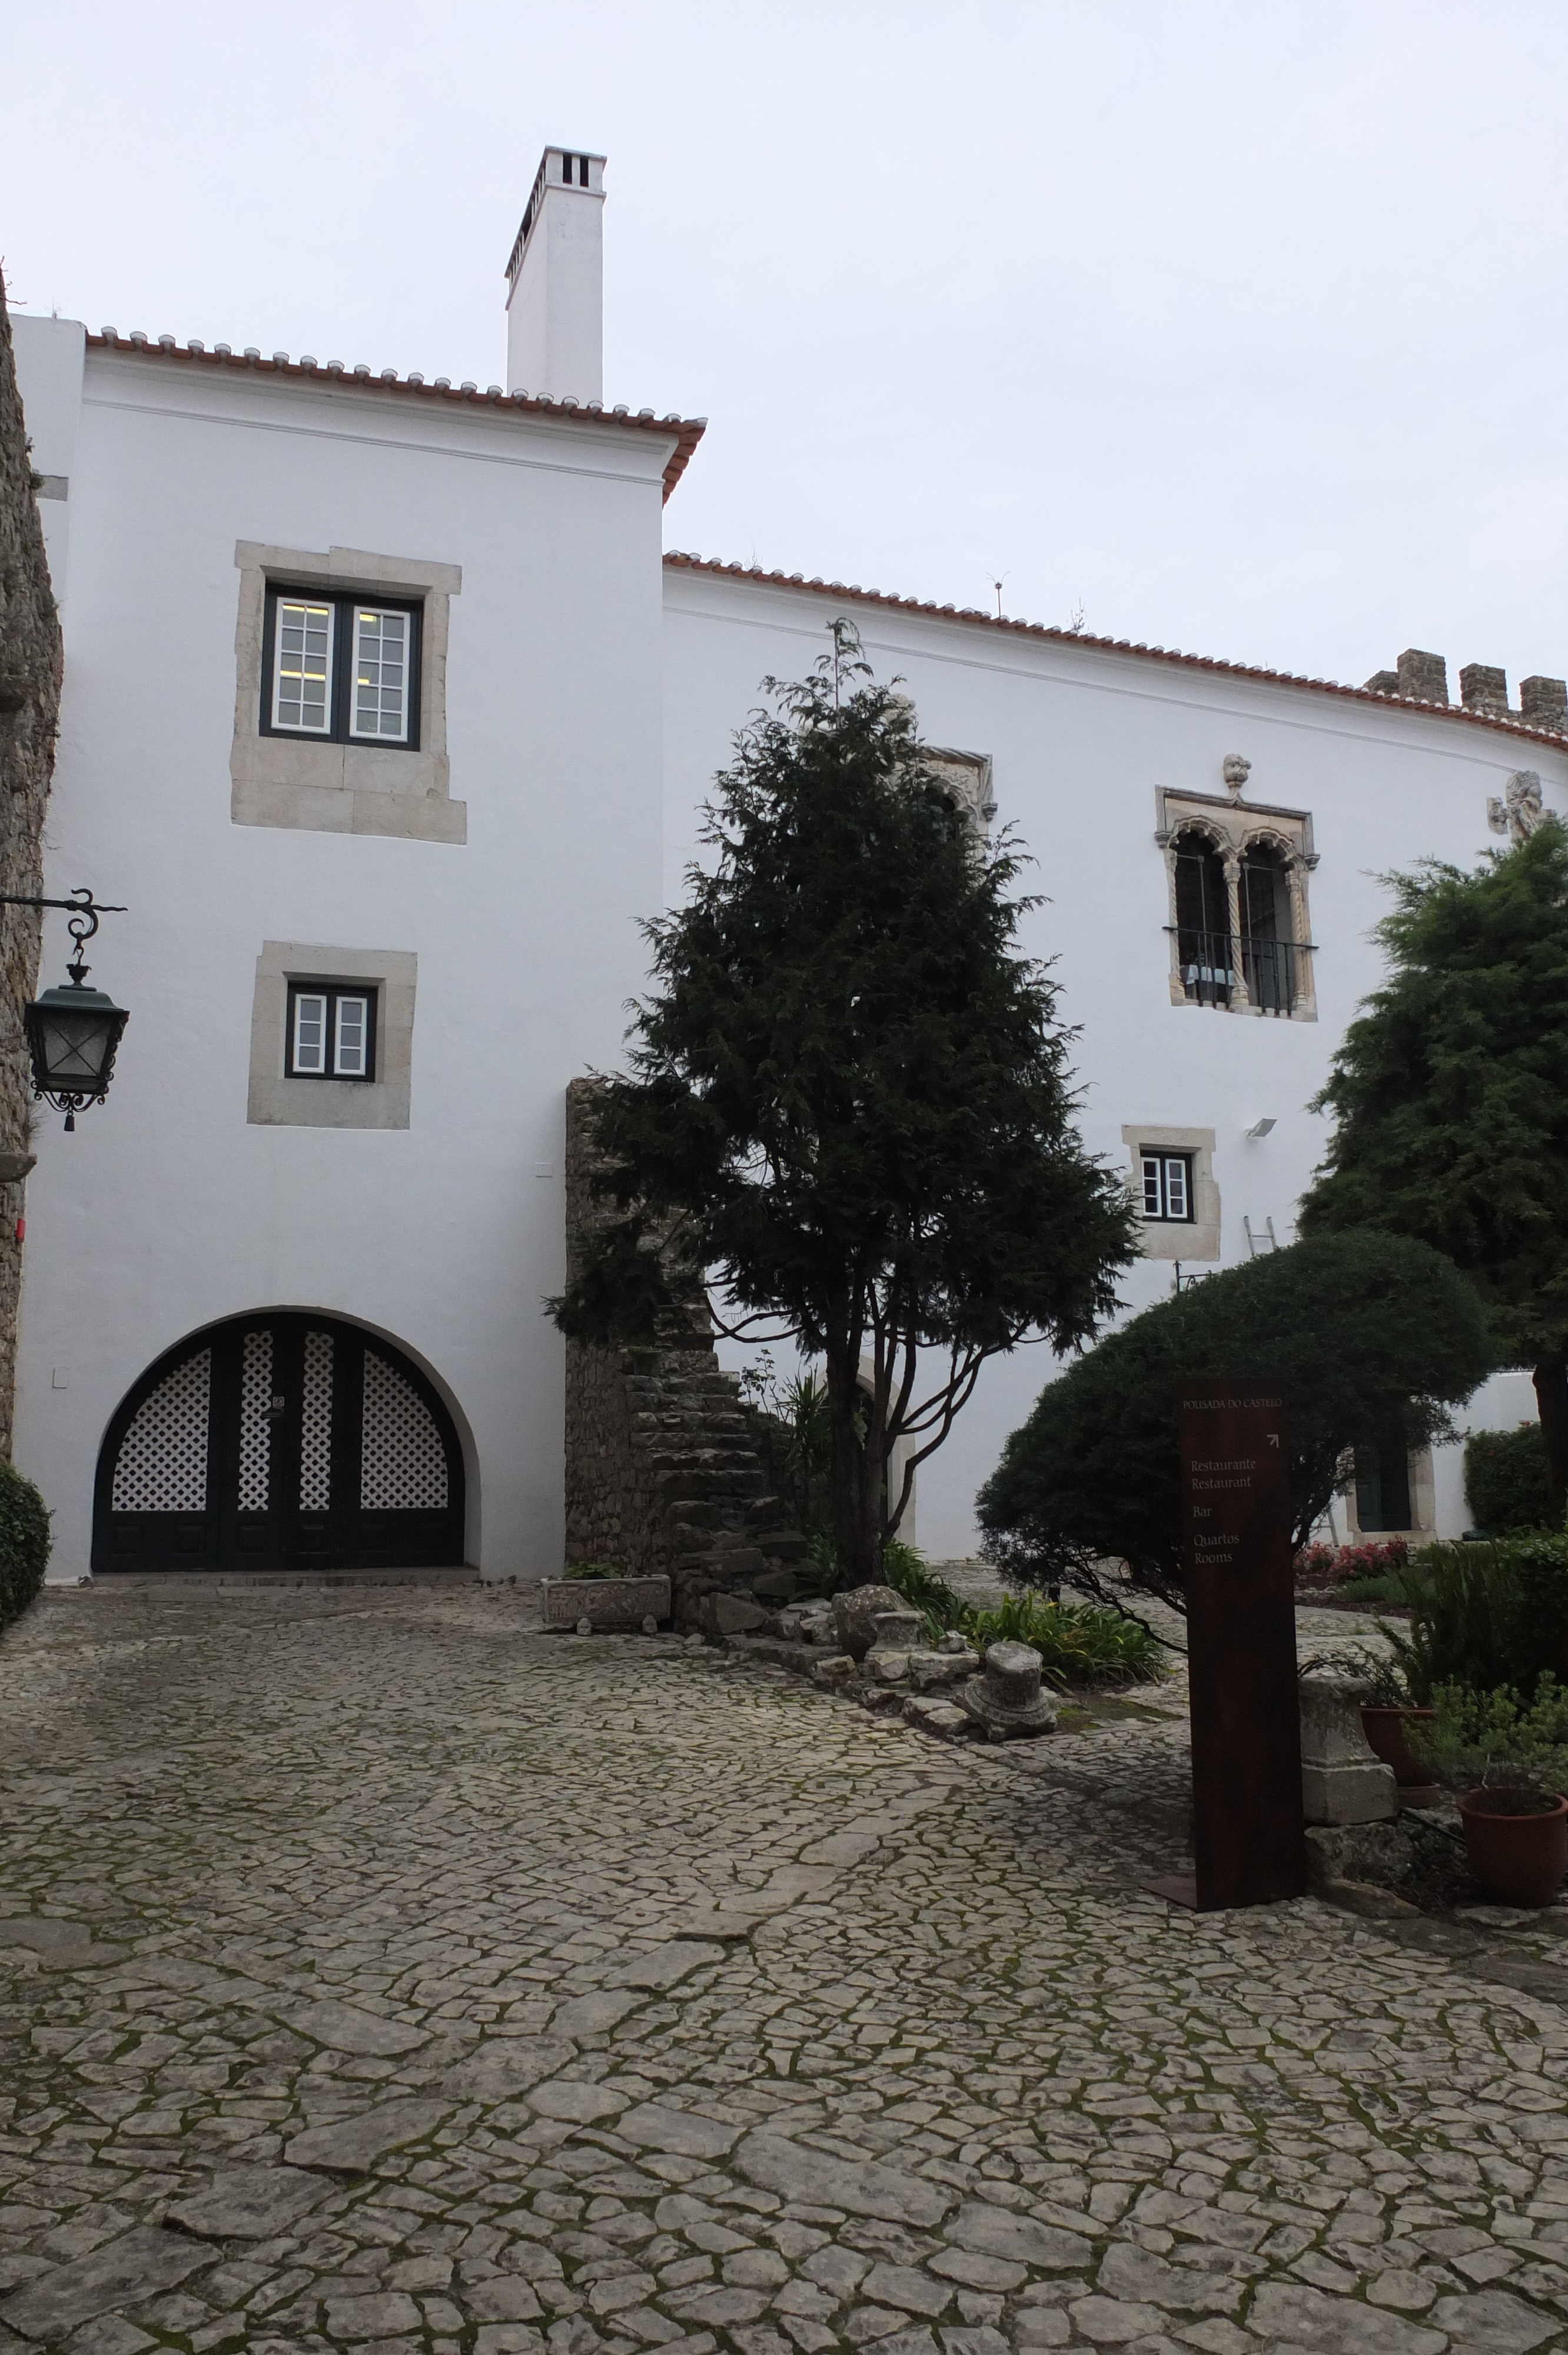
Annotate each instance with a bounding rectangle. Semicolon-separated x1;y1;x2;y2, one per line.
1141;1150;1193;1223
1123;1125;1219;1261
248;943;416;1130
285;984;377;1082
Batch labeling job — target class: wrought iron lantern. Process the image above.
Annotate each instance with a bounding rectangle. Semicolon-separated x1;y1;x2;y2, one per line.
11;888;128;1131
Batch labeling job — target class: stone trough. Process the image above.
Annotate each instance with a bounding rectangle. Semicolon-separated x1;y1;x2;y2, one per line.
540;1574;672;1630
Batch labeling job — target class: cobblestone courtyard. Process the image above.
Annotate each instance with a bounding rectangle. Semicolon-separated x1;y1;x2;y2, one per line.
4;1590;1568;2355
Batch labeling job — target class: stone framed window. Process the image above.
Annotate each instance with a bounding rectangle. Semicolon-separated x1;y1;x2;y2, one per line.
1122;1124;1219;1261
1155;784;1317;1020
248;942;417;1130
231;542;464;844
923;747;995;832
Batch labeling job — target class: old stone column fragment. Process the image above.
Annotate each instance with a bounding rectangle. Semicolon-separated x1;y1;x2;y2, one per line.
1299;1676;1398;1826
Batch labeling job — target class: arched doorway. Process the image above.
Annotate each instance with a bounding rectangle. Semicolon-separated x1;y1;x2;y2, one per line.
93;1313;466;1574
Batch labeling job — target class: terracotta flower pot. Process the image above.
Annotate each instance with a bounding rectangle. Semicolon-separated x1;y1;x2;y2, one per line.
1360;1704;1436;1788
1457;1790;1568;1908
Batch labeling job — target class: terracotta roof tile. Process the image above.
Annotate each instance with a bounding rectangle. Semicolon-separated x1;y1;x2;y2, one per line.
662;552;1567;751
88;331;705;502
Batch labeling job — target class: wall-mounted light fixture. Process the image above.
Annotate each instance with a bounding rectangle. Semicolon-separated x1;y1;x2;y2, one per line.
1244;1116;1277;1140
6;888;129;1130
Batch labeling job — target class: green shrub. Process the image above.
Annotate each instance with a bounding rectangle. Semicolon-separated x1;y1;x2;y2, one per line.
968;1593;1166;1689
879;1541;973;1643
0;1464;50;1633
1336;1573;1410;1606
1407;1676;1568;1811
562;1561;628;1581
1464;1424;1556;1536
977;1230;1490;1610
1380;1535;1568;1703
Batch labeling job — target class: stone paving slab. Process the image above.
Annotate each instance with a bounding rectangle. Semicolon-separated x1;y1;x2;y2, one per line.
1;1587;1568;2355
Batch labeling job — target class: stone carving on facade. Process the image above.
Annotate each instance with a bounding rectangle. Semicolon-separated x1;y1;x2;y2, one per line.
1487;769;1546;843
923;748;995;832
1221;753;1251;794
1153;785;1318;1021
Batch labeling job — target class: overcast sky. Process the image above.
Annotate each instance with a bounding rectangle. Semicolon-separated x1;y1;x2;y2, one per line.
6;2;1564;693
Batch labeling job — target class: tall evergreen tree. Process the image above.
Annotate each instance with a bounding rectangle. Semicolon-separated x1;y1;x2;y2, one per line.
550;626;1139;1584
1300;821;1568;1516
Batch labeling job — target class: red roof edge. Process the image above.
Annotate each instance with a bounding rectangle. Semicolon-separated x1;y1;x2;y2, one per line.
662;552;1568;751
87;333;705;503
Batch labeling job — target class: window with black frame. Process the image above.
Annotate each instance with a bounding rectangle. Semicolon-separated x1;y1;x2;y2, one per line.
1354;1432;1413;1532
1239;845;1300;1016
261;588;421;748
1140;1150;1194;1223
285;984;377;1082
1173;832;1233;1007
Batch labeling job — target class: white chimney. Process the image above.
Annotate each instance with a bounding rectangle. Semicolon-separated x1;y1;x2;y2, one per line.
504;147;605;402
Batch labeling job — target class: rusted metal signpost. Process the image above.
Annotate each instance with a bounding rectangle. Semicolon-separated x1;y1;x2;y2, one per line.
1158;1378;1307;1910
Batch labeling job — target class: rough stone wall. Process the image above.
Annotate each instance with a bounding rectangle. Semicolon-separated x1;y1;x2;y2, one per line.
562;1079;805;1628
0;275;59;1462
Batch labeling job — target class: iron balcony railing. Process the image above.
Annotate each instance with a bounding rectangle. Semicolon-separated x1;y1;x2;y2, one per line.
1172;929;1311;1016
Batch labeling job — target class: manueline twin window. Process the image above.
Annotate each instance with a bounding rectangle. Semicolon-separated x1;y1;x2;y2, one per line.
263;588;421;747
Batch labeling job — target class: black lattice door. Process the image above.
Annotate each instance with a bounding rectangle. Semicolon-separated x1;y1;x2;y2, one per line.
94;1315;465;1573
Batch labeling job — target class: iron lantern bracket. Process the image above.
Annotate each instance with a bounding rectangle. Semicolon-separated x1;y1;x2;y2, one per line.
6;888;130;1129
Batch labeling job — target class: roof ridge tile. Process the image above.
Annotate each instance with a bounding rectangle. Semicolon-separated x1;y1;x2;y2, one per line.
660;552;1567;749
84;333;705;502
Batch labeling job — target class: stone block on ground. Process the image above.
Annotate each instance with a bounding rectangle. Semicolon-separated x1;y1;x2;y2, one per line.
701;1593;769;1637
1305;1819;1415;1893
909;1648;978;1691
811;1654;859;1691
832;1584;905;1661
863;1649;915;1686
541;1574;672;1630
750;1567;798;1603
902;1696;975;1741
1300;1675;1399;1826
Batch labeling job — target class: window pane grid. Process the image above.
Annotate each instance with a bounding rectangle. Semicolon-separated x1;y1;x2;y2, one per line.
274;601;334;732
265;591;416;745
289;987;374;1082
335;996;367;1076
1164;1156;1188;1220
1140;1151;1193;1222
350;607;408;741
293;994;327;1074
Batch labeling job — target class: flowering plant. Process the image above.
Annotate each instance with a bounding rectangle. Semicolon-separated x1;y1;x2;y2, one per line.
1294;1537;1409;1586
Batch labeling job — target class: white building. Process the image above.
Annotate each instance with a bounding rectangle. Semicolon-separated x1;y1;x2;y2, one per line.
12;149;1566;1581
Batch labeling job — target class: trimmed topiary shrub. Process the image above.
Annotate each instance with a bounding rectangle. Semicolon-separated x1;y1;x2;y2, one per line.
978;1231;1491;1612
1464;1422;1556;1536
0;1462;50;1632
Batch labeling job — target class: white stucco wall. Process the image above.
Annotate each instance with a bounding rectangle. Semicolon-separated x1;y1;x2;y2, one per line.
11;316;84;602
11;331;676;1580
10;309;1559;1580
661;566;1568;1554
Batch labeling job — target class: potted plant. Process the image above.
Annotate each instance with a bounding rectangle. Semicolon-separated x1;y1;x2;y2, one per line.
1408;1678;1568;1907
1354;1652;1436;1791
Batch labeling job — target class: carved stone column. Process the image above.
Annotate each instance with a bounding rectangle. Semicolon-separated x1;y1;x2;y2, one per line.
1223;853;1248;1008
1284;854;1311;1009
